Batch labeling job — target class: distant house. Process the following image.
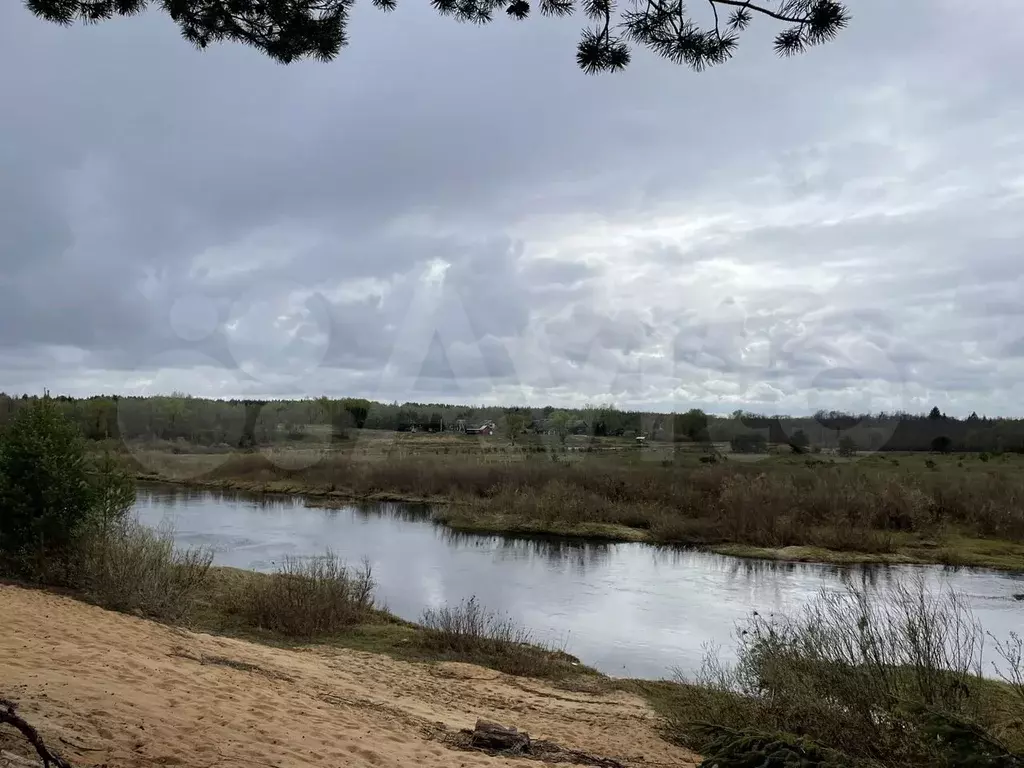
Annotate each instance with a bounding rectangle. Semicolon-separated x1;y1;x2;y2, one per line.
465;420;496;436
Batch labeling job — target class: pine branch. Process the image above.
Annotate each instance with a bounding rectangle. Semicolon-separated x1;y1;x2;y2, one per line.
22;0;850;72
709;0;806;25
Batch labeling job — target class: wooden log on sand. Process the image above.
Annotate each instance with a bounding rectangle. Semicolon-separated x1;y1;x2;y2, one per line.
470;720;532;753
455;719;626;767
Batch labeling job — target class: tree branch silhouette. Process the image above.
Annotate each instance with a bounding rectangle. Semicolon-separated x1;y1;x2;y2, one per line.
25;0;849;72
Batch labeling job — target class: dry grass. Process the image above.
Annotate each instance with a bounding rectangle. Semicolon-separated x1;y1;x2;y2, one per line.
75;519;214;621
419;595;582;678
117;439;1024;565
655;577;1024;767
180;568;600;683
227;551;376;638
421;595;534;652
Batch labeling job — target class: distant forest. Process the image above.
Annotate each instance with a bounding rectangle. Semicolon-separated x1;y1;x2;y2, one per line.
0;392;1021;454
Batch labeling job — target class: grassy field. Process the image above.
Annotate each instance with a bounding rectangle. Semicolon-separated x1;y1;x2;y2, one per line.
102;429;1024;570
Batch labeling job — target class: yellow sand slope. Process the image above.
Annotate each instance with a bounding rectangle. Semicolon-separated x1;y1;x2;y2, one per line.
1;585;696;767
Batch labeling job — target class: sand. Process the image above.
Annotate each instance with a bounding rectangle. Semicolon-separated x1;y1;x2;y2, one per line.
0;585;697;768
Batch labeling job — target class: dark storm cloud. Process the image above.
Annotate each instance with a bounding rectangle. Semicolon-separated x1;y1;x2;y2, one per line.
2;0;1024;414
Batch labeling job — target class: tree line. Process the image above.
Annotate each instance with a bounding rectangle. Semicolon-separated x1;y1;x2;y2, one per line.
1;393;1022;454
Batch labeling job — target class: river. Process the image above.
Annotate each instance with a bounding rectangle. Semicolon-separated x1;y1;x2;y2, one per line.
134;484;1024;680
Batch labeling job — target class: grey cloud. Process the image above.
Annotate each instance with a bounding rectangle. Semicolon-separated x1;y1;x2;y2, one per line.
3;1;1024;414
522;258;597;288
1003;338;1024;358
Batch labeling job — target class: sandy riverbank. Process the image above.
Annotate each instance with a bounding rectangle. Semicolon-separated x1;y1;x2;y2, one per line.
0;585;696;768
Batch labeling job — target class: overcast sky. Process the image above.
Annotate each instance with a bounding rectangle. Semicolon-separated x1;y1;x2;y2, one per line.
2;0;1023;416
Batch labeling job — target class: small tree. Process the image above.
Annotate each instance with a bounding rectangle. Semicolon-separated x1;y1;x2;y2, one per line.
0;398;94;580
342;398;371;428
837;434;858;457
87;451;136;541
549;410;572;447
502;411;527;444
788;429;810;453
931;435;953;454
674;408;710;444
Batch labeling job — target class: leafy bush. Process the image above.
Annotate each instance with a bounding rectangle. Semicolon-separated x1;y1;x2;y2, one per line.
234;551;375;637
0;398;95;580
77;519;213;621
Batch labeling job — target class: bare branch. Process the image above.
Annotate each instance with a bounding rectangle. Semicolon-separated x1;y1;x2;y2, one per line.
0;699;74;768
709;0;806;24
708;0;721;43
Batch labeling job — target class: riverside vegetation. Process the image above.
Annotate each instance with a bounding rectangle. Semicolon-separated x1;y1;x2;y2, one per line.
641;579;1024;767
4;393;1024;568
0;398;595;681
2;398;1024;766
123;434;1024;570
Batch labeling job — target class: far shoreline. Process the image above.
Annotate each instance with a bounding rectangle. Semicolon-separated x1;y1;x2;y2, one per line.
133;473;1024;573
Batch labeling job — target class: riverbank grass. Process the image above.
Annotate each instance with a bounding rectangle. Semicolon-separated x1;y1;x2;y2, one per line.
629;580;1024;767
711;534;1024;570
182;562;599;684
8;531;1024;766
111;437;1024;570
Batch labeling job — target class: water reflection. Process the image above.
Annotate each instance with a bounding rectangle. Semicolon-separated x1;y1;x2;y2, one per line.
346;501;434;524
134;483;1022;680
441;530;614;572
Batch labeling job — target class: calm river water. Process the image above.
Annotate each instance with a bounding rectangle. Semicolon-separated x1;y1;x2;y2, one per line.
135;484;1024;680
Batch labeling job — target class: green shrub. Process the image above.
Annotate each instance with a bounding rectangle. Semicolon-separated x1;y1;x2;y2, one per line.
233;551;375;637
0;398;94;580
693;725;855;767
0;402;210;617
84;450;137;540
